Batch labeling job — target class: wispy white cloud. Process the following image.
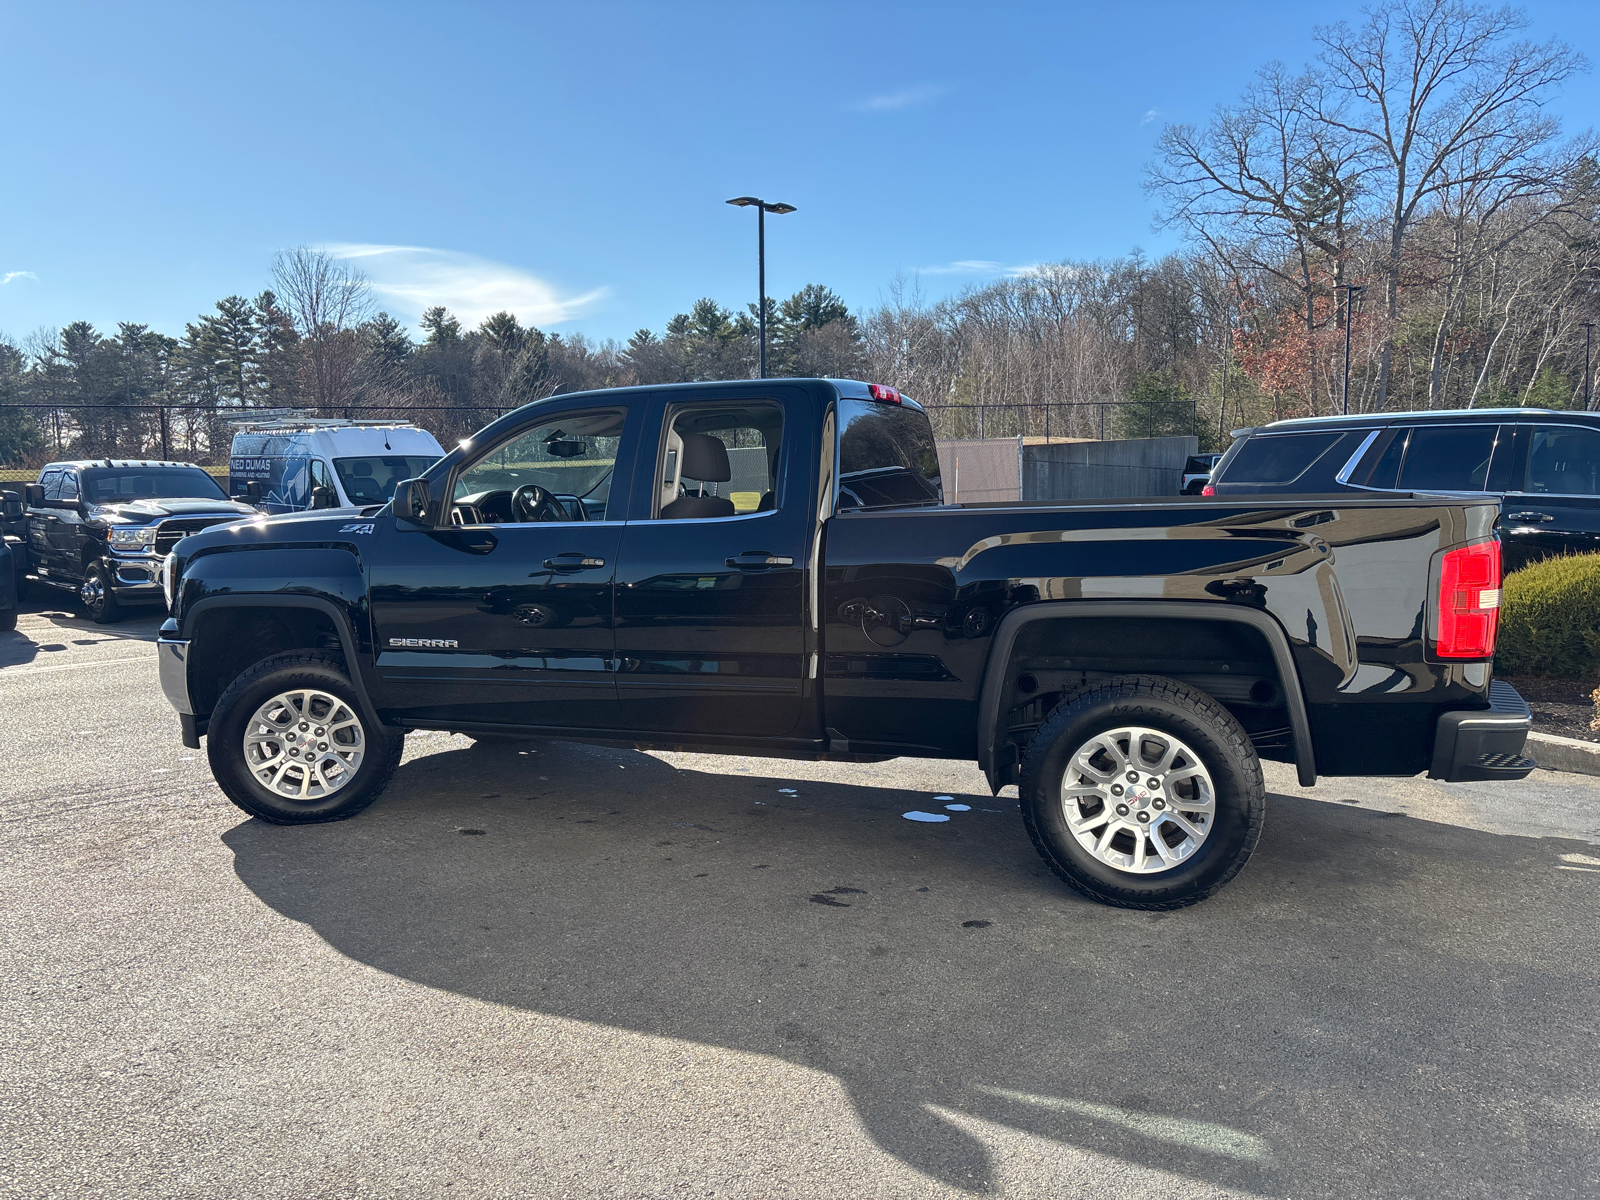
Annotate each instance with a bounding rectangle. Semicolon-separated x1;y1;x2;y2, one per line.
1;271;38;285
1140;109;1161;125
853;84;946;114
321;244;603;329
917;260;1040;278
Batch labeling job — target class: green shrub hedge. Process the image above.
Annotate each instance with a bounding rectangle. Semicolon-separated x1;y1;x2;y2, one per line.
1496;551;1600;678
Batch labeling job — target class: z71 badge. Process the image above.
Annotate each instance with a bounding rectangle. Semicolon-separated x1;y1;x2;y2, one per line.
389;638;459;649
339;522;376;534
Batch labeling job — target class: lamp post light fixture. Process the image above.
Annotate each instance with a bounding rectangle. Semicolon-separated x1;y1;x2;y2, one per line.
726;196;797;379
1337;284;1367;415
1583;322;1596;410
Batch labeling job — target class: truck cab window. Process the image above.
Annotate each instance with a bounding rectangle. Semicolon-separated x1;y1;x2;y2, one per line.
653;403;782;519
58;472;79;502
452;410;624;524
39;470;63;501
836;399;943;509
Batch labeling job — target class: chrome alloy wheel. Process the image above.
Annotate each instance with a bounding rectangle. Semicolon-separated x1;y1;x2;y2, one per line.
1060;726;1215;874
242;689;366;801
80;575;104;606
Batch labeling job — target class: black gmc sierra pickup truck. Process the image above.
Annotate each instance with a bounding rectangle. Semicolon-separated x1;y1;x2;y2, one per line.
157;378;1533;909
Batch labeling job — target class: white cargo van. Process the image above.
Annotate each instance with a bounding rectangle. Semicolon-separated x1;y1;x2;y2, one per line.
228;417;444;514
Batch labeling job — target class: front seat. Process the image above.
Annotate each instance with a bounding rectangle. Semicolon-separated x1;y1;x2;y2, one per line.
661;434;736;519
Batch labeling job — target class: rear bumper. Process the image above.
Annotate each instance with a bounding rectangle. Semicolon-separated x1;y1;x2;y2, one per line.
1429;680;1535;782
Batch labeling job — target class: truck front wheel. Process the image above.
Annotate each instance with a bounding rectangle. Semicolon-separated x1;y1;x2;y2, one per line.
206;651;404;824
1019;675;1265;910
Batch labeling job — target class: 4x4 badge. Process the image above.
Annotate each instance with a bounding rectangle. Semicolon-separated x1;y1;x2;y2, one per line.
339;522;376;534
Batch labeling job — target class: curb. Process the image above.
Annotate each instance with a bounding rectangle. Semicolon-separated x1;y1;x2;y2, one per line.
1528;731;1600;777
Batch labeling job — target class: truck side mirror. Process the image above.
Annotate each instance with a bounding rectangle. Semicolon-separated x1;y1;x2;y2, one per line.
393;478;431;527
23;483;45;507
1;490;21;519
244;480;263;504
309;485;337;510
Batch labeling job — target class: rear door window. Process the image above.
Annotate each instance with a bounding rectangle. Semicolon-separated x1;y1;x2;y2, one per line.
1396;425;1496;492
1525;425;1600;496
1219;432;1343;485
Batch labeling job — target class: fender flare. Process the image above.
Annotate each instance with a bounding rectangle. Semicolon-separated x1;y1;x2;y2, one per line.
182;593;395;735
975;600;1316;791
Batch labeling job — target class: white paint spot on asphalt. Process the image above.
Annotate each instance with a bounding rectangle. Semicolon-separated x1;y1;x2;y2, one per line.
973;1085;1272;1163
945;803;972;811
933;795;954;800
779;788;797;794
903;811;950;823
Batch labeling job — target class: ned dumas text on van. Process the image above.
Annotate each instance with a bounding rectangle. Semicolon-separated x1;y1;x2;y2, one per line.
390;638;459;649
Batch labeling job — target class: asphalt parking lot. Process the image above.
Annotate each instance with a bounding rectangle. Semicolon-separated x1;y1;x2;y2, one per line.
2;596;1598;1199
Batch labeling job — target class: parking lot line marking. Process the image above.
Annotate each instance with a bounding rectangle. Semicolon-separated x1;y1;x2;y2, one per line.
2;652;158;677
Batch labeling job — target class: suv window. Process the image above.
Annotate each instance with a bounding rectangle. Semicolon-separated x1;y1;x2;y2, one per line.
1525;425;1600;496
1220;432;1343;485
1396;424;1496;492
836;399;943;509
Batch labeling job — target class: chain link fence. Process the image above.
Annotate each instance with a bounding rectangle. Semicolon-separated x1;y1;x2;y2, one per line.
0;398;1201;483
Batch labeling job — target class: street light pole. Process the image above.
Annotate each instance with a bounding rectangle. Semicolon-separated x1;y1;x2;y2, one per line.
1337;284;1366;415
727;196;797;379
1583;322;1596;410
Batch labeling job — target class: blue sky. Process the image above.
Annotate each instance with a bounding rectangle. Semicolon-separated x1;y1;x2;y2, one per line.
3;0;1597;346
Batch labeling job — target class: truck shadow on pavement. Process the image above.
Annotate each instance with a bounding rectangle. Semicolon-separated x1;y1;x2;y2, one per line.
224;738;1600;1198
0;598;162;669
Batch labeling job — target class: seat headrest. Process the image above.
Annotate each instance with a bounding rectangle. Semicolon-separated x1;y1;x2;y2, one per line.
678;433;731;482
352;461;374;476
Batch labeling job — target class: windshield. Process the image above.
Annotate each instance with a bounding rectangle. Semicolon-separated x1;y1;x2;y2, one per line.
836;399;943;509
81;467;227;503
333;455;441;505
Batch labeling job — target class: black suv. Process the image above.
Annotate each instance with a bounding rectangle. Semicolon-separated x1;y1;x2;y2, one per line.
1208;408;1600;570
22;460;255;622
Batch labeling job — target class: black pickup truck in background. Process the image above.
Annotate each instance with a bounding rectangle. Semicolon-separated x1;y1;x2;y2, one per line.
20;460;255;622
156;378;1533;909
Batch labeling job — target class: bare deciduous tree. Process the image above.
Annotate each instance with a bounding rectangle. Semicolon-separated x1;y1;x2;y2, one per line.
1312;0;1587;405
271;247;374;414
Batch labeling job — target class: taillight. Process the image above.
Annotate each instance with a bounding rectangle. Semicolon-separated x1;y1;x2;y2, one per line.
1201;484;1215;496
1436;540;1501;658
867;384;902;404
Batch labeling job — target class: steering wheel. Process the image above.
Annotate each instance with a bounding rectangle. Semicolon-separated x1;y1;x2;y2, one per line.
511;483;564;523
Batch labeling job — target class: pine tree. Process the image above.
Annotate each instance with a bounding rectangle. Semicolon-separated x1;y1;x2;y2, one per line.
253;290;302;407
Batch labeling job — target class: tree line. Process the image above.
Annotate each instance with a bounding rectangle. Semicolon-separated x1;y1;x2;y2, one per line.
2;0;1596;466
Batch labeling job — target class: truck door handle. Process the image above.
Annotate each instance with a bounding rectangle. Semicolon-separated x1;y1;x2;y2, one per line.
726;552;794;569
544;553;605;571
1506;512;1554;523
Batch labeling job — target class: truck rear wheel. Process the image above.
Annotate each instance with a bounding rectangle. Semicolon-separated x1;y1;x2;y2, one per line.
206;651;404;825
1019;674;1264;910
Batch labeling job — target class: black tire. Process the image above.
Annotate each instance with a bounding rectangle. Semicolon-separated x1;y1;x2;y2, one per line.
206;650;404;825
81;562;122;624
0;605;15;632
1019;674;1264;910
